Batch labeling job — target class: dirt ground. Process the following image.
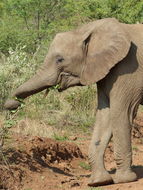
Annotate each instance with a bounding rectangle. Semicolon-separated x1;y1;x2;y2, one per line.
1;114;143;190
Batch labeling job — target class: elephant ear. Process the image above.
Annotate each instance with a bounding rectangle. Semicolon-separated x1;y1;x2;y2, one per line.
80;18;131;85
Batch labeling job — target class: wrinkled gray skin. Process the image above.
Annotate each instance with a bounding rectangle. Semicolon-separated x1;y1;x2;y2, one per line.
4;18;143;186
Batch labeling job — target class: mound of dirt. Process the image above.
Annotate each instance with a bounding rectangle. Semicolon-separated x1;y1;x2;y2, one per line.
0;135;84;190
28;136;84;163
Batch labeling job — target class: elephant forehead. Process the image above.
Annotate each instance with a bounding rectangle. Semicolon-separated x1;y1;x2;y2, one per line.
50;32;79;53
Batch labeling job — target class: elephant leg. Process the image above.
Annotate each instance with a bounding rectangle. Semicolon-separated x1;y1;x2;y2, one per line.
88;88;113;186
111;103;137;184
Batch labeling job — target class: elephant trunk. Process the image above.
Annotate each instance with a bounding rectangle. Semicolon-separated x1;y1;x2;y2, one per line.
13;66;57;99
4;64;58;110
13;74;52;99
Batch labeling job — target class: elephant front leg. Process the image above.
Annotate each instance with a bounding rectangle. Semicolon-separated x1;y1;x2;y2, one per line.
111;109;137;184
88;89;113;186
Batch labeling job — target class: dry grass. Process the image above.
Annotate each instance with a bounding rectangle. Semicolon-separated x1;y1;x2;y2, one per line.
0;115;4;128
12;118;56;138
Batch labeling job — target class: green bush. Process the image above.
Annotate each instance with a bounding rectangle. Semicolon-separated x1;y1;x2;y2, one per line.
1;0;142;54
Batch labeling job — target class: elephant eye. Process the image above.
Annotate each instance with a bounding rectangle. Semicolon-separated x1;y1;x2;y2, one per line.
56;56;64;64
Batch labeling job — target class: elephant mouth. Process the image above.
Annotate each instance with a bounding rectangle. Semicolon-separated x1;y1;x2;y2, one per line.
57;72;82;92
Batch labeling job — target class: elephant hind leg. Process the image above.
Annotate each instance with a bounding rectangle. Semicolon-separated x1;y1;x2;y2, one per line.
88;87;113;186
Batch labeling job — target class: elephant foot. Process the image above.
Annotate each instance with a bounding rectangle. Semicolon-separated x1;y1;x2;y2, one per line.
88;171;113;187
114;169;137;184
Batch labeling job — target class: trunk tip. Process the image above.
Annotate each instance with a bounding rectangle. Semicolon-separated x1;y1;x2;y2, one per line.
4;99;21;110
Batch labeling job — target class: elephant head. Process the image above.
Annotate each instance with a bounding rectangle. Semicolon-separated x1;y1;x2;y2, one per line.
5;18;131;110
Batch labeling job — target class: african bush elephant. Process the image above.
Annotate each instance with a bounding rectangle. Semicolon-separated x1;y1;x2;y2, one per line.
5;18;143;186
